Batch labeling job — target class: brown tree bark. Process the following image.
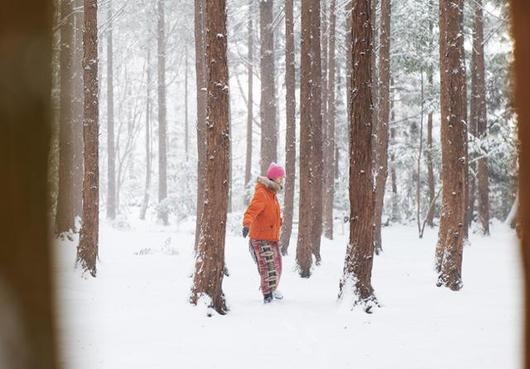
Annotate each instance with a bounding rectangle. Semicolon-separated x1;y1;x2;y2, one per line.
72;0;84;221
296;0;315;277
435;0;467;291
106;0;116;220
259;0;278;173
389;79;400;223
471;0;490;235
0;1;61;367
373;0;391;254
310;0;324;264
194;0;207;250
157;0;168;225
339;0;377;311
280;0;296;255
77;0;99;277
140;48;152;220
56;0;77;236
190;0;230;315
323;0;337;241
511;1;530;366
245;0;254;202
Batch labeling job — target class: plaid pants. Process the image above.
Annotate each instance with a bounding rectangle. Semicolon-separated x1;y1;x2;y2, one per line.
249;239;282;295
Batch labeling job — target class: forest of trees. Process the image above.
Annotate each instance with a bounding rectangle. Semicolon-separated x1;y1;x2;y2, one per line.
44;0;518;309
3;0;530;368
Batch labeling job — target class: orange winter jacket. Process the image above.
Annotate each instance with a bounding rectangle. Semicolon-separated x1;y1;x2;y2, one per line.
243;178;281;242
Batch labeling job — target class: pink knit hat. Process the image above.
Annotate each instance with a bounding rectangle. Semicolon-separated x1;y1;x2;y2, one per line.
266;162;285;180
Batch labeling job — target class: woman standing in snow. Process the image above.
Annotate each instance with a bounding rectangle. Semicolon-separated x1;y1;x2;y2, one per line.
243;163;285;303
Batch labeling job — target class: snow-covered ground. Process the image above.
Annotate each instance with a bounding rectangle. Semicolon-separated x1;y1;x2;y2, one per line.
53;220;523;369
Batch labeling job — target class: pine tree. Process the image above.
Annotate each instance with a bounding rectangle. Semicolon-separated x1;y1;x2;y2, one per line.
471;0;490;235
56;0;77;236
296;0;316;277
280;0;296;255
106;0;117;220
191;0;231;315
157;0;168;225
373;0;391;253
77;0;99;277
339;0;378;311
194;0;207;250
259;0;278;173
435;0;467;291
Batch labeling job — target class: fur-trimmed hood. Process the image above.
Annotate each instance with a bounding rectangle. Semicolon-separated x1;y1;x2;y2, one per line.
257;176;282;193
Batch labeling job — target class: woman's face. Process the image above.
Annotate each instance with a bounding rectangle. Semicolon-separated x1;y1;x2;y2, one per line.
274;176;285;186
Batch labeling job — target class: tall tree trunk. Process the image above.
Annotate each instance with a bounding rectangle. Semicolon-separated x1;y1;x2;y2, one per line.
280;0;296;255
259;0;277;173
472;0;490;235
511;1;530;364
157;0;168;225
140;49;152;220
390;79;400;223
0;1;61;367
426;68;435;227
194;0;207;250
185;46;189;162
244;0;254;202
416;71;425;236
72;0;84;222
310;0;324;264
296;0;315;277
77;0;99;277
323;0;337;240
373;0;391;253
435;0;467;291
190;0;230;315
106;0;116;220
56;0;76;236
339;0;377;311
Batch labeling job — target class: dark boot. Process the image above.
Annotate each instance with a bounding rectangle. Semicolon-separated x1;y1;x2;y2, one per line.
263;292;273;304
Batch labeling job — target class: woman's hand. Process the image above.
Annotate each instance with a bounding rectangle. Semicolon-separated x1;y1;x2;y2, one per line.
242;227;249;238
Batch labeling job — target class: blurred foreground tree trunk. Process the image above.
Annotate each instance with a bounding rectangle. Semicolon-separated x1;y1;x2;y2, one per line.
511;0;530;366
0;1;61;368
106;0;116;220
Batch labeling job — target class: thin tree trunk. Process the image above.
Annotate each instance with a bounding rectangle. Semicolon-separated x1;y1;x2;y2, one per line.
72;0;84;223
435;0;467;291
296;0;315;277
259;0;278;173
426;68;435;227
190;0;230;315
323;0;337;240
244;0;254;202
310;0;324;265
106;0;116;220
56;0;76;236
472;0;490;235
373;0;391;253
511;0;530;365
0;1;61;366
157;0;168;225
140;49;152;220
194;0;207;250
339;0;377;311
185;45;189;162
280;0;296;255
417;71;424;237
77;0;99;277
390;81;400;223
